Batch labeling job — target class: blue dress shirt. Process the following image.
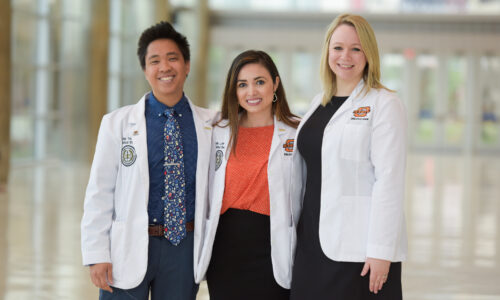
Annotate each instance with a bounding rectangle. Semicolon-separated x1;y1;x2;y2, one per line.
145;92;198;224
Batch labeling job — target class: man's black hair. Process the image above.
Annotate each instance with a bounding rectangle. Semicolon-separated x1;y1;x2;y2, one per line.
137;21;190;70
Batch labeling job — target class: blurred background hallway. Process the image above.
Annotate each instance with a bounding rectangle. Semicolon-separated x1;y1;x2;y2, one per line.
1;0;500;299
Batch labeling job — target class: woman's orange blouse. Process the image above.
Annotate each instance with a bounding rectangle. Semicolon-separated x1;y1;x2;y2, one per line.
220;125;274;216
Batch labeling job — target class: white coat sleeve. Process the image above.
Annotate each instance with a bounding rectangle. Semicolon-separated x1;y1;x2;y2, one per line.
81;115;120;265
366;95;407;261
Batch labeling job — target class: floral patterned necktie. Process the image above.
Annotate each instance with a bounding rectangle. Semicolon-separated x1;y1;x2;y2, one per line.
163;108;186;246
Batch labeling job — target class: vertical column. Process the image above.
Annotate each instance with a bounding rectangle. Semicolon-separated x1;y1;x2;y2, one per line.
404;52;418;151
462;54;479;267
106;0;121;113
88;0;110;161
435;54;448;149
155;0;172;22
0;0;11;190
34;0;51;160
403;52;418;263
464;54;479;156
0;0;11;294
192;0;209;107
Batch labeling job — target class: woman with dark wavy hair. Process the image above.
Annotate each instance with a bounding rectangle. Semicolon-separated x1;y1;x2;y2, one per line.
197;50;299;299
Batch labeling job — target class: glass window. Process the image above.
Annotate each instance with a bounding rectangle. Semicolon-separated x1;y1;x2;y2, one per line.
11;0;90;162
444;56;467;146
381;53;405;92
479;55;500;148
289;51;320;116
205;45;228;110
415;54;438;145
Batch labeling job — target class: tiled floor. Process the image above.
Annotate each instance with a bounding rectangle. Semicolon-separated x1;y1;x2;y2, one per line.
1;153;499;299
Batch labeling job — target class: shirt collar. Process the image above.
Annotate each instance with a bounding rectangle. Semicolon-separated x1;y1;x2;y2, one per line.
148;92;191;117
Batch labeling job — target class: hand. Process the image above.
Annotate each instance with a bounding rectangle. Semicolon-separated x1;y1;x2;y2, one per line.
360;257;390;294
89;263;114;293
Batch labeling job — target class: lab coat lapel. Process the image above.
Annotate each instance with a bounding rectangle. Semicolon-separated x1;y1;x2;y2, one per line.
128;94;149;205
269;116;289;160
327;79;365;124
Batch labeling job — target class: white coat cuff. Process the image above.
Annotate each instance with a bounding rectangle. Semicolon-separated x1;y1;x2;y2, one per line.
366;244;400;262
82;250;111;266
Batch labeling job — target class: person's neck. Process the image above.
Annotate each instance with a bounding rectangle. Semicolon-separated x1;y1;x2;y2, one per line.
335;79;360;97
240;112;274;128
154;91;183;108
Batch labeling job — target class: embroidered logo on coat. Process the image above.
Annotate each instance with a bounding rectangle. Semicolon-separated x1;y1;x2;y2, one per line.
353;106;371;117
121;145;137;167
215;150;223;171
283;139;294;153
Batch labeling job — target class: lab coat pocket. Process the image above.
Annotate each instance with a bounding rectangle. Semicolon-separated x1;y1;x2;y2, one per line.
340;124;371;162
340;196;371;256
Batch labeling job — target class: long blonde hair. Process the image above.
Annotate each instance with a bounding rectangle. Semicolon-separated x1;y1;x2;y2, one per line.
319;13;390;105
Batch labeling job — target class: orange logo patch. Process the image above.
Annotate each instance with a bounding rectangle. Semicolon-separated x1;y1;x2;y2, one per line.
353;106;371;117
283;139;294;153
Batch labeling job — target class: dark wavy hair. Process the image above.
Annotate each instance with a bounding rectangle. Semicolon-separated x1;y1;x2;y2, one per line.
218;50;299;153
137;21;190;70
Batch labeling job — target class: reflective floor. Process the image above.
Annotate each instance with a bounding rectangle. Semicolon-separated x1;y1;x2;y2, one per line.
1;153;499;299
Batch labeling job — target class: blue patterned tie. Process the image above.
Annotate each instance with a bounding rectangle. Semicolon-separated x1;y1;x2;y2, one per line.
163;108;186;245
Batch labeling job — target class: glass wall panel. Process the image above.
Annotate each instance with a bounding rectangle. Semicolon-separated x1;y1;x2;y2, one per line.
11;0;90;162
415;54;438;146
206;45;227;110
444;56;467;147
381;53;405;92
479;55;500;148
289;51;320;116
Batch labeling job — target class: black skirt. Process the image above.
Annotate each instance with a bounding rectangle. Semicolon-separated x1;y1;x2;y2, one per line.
291;228;402;300
206;208;290;300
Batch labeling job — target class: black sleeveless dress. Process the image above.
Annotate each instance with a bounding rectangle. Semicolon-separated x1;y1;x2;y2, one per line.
290;96;402;300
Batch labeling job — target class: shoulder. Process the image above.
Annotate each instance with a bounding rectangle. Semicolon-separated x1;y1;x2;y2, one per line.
363;87;399;101
101;102;141;128
184;95;218;121
276;119;298;136
192;105;218;120
363;88;406;120
104;104;133;119
214;118;229;130
301;93;323;115
359;88;402;109
312;92;324;106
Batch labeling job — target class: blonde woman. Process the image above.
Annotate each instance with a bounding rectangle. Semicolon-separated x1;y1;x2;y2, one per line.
290;14;407;299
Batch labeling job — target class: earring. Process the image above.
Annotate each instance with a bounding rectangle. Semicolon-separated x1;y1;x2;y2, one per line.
272;92;278;103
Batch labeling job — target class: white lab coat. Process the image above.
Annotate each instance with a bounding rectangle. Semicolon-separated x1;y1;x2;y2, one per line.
81;94;217;289
290;80;408;263
195;116;297;288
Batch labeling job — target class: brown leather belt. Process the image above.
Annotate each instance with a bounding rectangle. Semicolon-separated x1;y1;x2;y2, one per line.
148;221;194;236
